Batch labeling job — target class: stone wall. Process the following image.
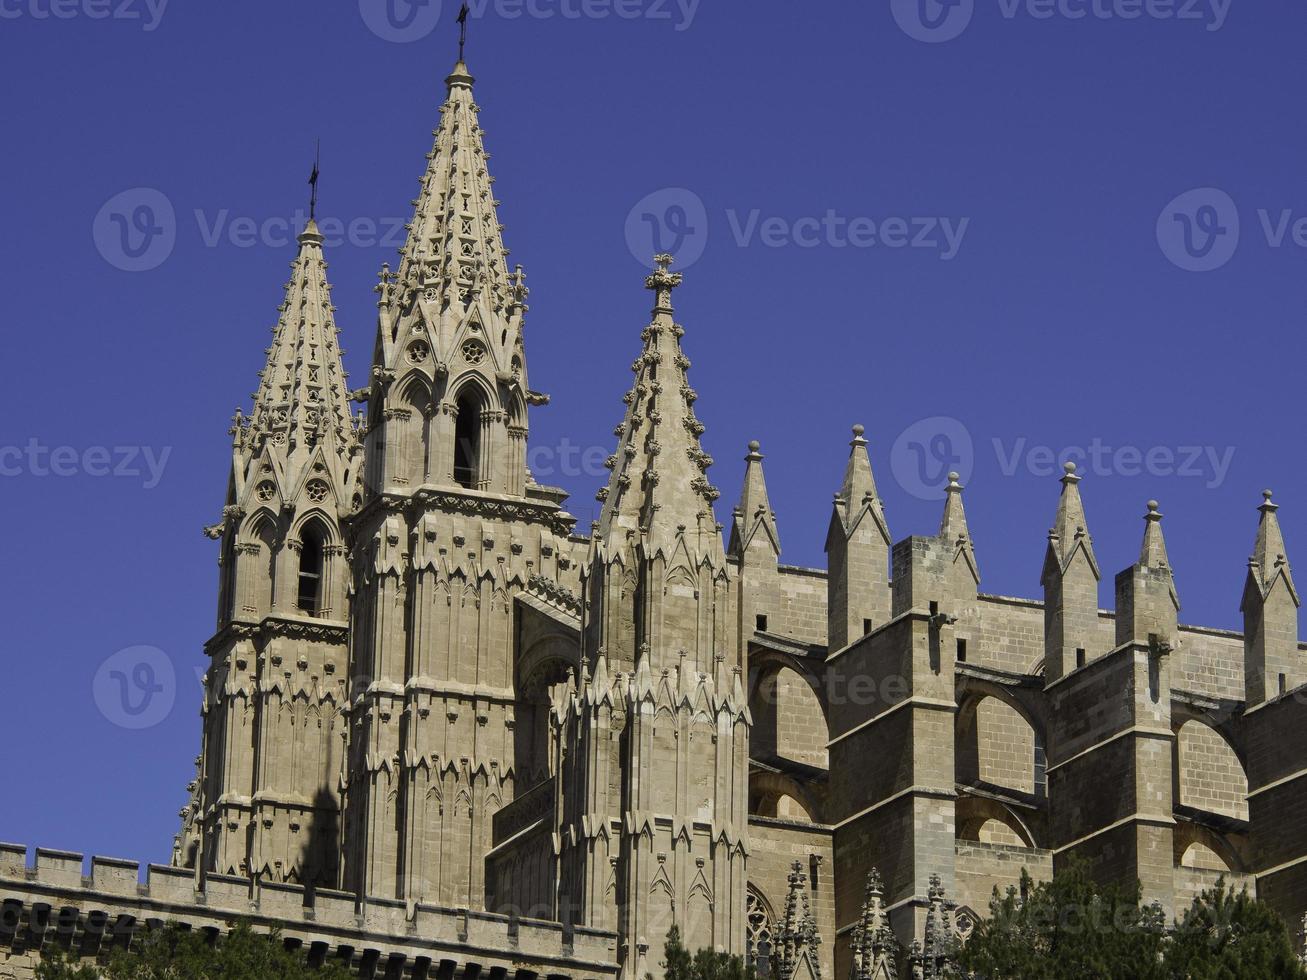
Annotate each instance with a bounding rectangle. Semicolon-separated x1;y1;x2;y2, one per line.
953;841;1053;920
747;818;835;980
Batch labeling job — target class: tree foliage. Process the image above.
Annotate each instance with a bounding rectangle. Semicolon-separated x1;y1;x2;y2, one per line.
36;920;352;980
1168;879;1307;980
959;865;1307;980
651;926;756;980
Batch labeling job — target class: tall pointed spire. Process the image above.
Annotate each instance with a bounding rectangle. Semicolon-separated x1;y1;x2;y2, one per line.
390;57;520;322
244;219;357;481
365;54;538;498
596;254;720;548
729;440;780;561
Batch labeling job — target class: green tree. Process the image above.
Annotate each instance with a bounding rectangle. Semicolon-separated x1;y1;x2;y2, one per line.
1165;879;1307;979
958;864;1168;980
650;926;756;980
960;865;1307;980
36;921;352;979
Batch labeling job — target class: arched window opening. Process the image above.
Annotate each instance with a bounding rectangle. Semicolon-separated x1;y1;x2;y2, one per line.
297;523;326;616
454;388;483;489
746;886;774;978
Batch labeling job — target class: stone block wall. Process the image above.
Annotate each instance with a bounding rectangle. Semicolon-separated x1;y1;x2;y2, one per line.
746;818;835;979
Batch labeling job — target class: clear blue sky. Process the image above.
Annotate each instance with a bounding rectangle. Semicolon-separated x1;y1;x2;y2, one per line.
1;0;1303;866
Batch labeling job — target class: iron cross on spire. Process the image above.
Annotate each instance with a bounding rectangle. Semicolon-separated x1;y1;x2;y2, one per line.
308;139;321;221
458;3;470;61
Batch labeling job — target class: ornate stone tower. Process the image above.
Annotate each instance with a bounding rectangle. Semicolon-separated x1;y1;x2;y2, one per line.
339;58;577;909
556;257;750;975
193;218;362;888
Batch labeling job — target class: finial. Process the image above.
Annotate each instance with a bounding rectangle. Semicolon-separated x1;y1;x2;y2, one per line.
1146;500;1162;521
1261;489;1279;514
645;253;683;312
946;472;963;492
1062;460;1082;485
308;139;321;221
749;440;761;452
457;2;470;62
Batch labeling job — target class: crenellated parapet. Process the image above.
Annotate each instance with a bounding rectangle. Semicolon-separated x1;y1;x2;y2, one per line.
0;844;616;980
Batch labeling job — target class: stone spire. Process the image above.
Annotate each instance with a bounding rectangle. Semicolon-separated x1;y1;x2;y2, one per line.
826;425;892;649
833;425;889;539
1140;499;1171;570
391;59;520;322
365;56;537;497
1042;463;1101;682
595;254;721;553
1045;462;1099;576
729;440;780;562
243;219;357;482
1242;490;1301;704
774;861;823;980
849;869;899;980
939;471;978;585
1246;490;1299;604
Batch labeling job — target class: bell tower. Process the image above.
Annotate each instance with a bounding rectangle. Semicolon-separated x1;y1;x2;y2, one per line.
340;57;577;910
192;217;362;889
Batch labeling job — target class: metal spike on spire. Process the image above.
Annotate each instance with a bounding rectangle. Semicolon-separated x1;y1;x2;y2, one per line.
458;2;470;61
308;140;321;220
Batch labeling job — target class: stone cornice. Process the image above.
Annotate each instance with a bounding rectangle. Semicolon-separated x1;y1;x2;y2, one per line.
205;615;349;656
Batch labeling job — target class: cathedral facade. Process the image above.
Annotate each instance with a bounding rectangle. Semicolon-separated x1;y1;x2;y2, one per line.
3;53;1307;980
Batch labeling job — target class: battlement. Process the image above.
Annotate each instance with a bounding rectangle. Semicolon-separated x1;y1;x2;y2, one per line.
0;844;617;980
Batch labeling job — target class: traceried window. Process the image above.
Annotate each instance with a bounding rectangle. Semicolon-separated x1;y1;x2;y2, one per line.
746;886;774;978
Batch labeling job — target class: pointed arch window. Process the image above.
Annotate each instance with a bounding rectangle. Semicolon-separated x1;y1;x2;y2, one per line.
454;388;484;490
746;886;774;977
297;523;327;616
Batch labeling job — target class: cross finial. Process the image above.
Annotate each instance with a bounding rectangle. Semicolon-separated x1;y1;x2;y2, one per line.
645;253;683;312
458;3;470;61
